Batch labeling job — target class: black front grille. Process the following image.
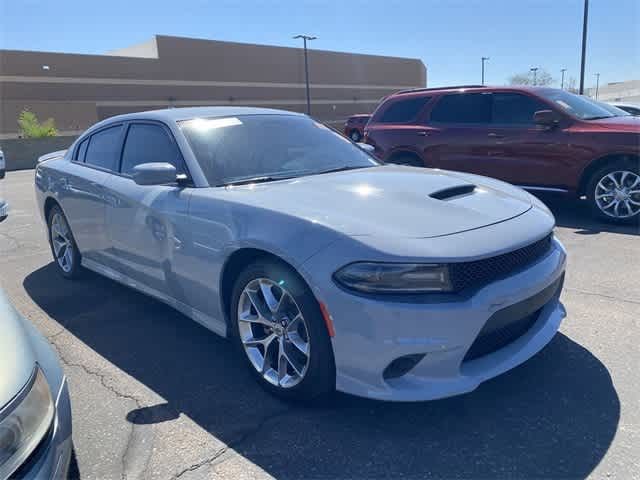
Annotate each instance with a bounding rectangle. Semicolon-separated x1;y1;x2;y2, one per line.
449;234;553;293
463;273;564;362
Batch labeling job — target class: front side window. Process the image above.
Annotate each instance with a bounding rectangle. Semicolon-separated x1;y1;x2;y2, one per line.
121;124;184;175
377;97;430;123
179;115;378;186
492;93;548;125
84;125;123;171
430;93;491;123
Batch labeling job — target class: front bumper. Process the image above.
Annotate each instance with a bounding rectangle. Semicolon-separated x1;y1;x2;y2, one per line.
10;378;72;479
304;236;567;401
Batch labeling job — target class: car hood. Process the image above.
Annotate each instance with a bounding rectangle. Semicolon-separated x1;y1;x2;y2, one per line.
223;166;533;238
586;116;640;132
0;290;36;409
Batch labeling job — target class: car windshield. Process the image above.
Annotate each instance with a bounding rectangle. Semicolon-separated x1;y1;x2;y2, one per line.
179;114;378;186
536;89;621;120
593;101;631;117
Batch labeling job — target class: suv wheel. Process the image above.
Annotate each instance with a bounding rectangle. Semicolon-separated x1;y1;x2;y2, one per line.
47;205;83;278
387;153;424;168
349;130;361;142
586;161;640;223
230;259;335;401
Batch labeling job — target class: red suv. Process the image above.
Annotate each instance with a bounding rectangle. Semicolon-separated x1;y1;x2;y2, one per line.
365;85;640;223
343;114;371;142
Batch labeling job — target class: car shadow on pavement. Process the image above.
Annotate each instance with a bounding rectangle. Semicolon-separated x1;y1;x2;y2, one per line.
534;193;639;236
24;264;620;479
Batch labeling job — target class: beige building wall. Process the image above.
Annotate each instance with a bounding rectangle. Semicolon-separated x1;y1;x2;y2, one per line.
0;35;426;138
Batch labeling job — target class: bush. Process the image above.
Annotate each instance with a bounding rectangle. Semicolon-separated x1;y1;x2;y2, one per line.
17;110;58;138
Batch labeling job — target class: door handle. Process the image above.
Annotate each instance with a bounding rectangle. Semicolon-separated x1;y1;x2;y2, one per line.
417;131;431;136
487;133;504;138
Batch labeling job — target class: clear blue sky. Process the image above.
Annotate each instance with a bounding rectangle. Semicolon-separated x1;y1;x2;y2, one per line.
1;0;638;89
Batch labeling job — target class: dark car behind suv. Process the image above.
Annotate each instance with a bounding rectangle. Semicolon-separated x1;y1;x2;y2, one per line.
365;85;640;223
343;114;371;142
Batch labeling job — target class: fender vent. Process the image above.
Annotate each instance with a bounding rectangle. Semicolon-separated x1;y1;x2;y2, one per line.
429;184;476;200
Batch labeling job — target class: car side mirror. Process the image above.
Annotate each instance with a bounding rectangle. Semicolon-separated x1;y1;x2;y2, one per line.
533;110;560;128
357;143;375;154
132;162;177;186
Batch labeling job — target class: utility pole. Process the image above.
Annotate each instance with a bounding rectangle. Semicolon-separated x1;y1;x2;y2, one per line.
293;34;317;115
530;67;539;86
561;68;567;89
594;73;600;99
579;0;589;94
481;57;489;85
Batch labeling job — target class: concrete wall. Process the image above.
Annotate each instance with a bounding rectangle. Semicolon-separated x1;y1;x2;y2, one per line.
0;35;426;138
0;136;77;171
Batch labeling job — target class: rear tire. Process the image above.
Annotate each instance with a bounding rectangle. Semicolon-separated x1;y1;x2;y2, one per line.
586;160;640;224
47;205;83;279
230;258;335;401
386;153;424;168
349;130;362;142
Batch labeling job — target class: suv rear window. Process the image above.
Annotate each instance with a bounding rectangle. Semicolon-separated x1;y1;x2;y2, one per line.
377;96;430;123
431;93;491;123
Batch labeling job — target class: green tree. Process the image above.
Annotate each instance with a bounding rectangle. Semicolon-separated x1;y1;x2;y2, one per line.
17;110;58;138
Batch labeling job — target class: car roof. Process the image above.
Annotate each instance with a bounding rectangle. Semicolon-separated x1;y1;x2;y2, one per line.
89;106;305;130
390;85;553;98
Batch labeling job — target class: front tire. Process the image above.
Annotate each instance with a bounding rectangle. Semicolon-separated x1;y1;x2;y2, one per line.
230;258;335;401
47;205;83;279
586;161;640;224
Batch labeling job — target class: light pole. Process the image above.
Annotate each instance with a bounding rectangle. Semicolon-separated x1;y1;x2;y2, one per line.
579;0;589;94
481;57;489;85
530;67;539;86
594;73;600;99
561;68;567;89
293;34;317;115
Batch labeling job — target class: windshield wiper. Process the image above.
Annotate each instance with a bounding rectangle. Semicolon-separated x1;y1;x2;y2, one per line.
306;165;372;176
216;175;295;187
584;115;614;120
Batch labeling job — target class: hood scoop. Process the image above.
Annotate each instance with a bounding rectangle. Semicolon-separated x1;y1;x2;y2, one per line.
429;184;476;201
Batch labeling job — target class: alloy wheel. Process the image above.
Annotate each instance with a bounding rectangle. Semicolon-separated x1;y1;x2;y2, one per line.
50;213;74;273
594;170;640;219
238;278;311;388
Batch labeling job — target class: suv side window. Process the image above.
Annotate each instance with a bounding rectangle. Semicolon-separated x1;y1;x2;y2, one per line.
377;96;431;123
120;123;184;176
85;125;124;171
492;93;548;125
430;93;491;124
74;138;89;162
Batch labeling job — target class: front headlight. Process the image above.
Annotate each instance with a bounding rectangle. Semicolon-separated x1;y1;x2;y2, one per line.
334;262;452;293
0;367;54;479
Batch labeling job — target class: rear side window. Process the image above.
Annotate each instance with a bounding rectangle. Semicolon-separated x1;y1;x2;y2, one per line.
85;125;123;171
74;138;89;162
431;93;491;123
377;96;430;123
120;123;184;175
492;93;548;125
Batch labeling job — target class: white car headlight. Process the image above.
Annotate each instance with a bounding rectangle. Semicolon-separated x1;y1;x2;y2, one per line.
334;262;452;293
0;367;54;479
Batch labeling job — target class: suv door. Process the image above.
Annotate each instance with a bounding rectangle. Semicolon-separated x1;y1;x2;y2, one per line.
426;92;494;175
487;92;573;187
61;124;123;265
103;122;192;301
366;95;432;163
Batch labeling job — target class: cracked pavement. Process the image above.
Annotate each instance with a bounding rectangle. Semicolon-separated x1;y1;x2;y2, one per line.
1;169;639;479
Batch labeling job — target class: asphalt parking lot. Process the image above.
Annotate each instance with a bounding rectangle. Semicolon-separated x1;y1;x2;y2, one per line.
1;168;638;480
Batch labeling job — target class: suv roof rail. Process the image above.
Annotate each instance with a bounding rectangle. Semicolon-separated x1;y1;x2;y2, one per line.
394;85;488;95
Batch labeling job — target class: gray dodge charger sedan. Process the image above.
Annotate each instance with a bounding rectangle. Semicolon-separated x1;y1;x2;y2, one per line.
35;107;567;401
